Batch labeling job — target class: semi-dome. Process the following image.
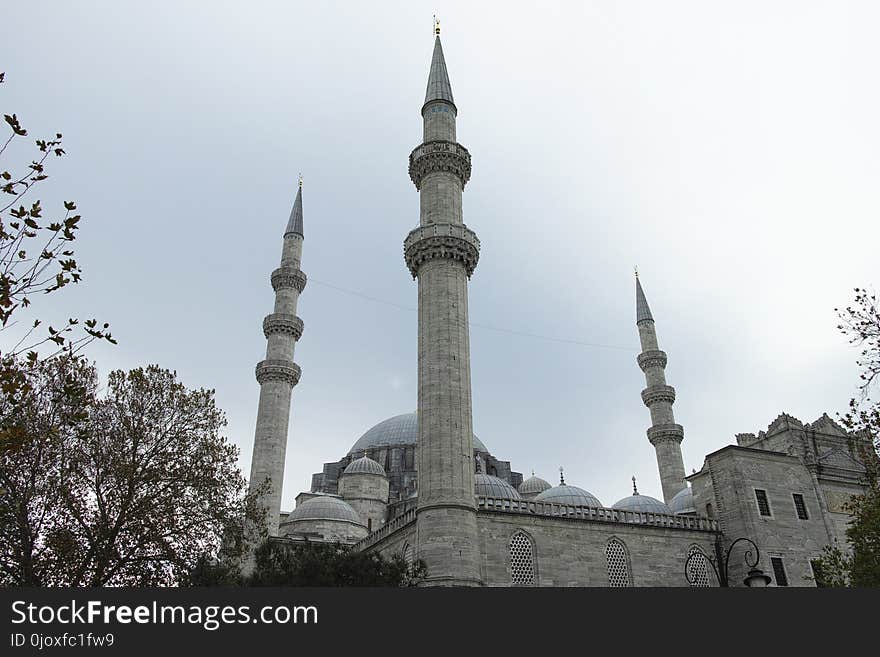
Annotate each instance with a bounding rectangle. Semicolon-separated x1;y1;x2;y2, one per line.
613;493;672;514
287;495;364;525
348;412;488;454
670;486;696;515
519;474;552;496
534;484;602;508
475;473;521;499
343;454;386;477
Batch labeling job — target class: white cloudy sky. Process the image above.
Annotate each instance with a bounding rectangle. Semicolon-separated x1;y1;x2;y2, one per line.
4;1;878;508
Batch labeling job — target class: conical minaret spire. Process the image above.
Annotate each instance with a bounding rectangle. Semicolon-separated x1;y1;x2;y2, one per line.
635;272;687;504
404;26;481;586
248;181;308;536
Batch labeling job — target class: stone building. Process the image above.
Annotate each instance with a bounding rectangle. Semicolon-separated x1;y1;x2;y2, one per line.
246;26;872;586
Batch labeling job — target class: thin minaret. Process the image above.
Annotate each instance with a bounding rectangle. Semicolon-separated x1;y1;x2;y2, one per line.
635;271;687;504
404;21;482;586
248;180;307;536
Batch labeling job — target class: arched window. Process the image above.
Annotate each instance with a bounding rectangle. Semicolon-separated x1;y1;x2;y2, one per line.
605;539;631;587
686;545;711;587
509;531;535;586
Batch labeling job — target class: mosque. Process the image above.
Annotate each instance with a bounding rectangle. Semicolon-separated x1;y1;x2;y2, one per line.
245;25;870;586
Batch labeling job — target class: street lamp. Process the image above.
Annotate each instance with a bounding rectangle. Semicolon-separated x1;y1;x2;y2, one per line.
685;536;772;587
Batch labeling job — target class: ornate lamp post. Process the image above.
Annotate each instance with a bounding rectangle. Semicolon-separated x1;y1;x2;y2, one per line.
685;536;772;587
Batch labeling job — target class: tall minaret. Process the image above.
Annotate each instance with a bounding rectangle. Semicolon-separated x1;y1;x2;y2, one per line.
404;21;482;586
635;272;687;504
248;181;306;536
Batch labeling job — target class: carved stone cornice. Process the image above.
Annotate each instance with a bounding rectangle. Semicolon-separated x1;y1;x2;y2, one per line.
647;423;684;446
271;266;307;293
641;385;676;407
404;223;480;278
255;359;301;387
637;349;667;372
262;313;304;340
409;140;472;190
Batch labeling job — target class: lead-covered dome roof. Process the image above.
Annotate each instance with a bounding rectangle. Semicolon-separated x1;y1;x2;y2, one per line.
519;474;552;495
343;454;386;477
670;487;696;515
612;493;672;514
348;412;488;454
534;484;602;508
287;495;363;525
474;473;521;499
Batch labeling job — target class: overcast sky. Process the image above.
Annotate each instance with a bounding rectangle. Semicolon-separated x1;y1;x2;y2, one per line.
4;1;878;509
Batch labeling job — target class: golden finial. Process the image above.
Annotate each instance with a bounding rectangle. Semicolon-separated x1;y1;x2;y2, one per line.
632;476;638;495
634;265;639;278
433;15;441;35
298;173;303;189
559;466;565;485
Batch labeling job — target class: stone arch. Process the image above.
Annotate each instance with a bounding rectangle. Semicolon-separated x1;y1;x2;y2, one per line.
401;542;415;567
685;544;712;587
508;529;536;586
605;537;632;587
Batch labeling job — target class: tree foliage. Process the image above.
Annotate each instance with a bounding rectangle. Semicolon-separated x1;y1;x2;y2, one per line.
812;288;880;586
0;71;114;455
0;363;265;586
189;539;427;587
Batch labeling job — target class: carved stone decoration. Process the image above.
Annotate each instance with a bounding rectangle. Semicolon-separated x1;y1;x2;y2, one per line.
647;423;685;446
404;222;480;278
271;266;307;293
637;350;668;372
255;359;301;387
408;140;472;189
262;313;304;340
641;385;676;407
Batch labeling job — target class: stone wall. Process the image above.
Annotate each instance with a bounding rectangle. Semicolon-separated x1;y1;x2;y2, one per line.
690;446;834;587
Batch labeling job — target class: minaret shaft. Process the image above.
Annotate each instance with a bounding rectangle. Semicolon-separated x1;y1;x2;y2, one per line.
406;35;482;586
249;192;306;537
636;277;686;504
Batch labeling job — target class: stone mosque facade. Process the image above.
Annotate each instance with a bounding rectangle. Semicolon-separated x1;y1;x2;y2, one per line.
247;27;871;587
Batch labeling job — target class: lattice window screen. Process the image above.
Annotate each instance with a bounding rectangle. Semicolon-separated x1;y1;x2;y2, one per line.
605;539;631;587
687;545;711;587
509;532;535;586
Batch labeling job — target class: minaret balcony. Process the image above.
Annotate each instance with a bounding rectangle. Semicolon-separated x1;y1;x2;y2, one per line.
647;423;685;446
637;349;668;372
255;359;301;387
408;140;471;190
263;313;304;340
641;385;676;407
404;222;480;278
271;266;307;293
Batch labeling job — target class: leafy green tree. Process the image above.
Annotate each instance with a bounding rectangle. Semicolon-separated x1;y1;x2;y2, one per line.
190;539;427;587
0;364;265;586
812;288;880;586
0;71;114;456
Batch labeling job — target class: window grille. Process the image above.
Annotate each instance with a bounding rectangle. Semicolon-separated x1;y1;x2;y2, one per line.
754;489;772;516
686;546;711;587
792;493;809;520
770;557;788;586
509;532;535;586
605;539;631;587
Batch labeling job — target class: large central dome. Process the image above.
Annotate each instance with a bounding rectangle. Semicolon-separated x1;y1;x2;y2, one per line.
348;412;488;454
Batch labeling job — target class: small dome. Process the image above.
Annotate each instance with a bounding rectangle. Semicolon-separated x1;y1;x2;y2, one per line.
287;495;364;525
534;484;602;508
613;493;672;514
343;454;386;477
475;473;521;499
348;412;488;454
519;474;552;495
670;487;696;515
